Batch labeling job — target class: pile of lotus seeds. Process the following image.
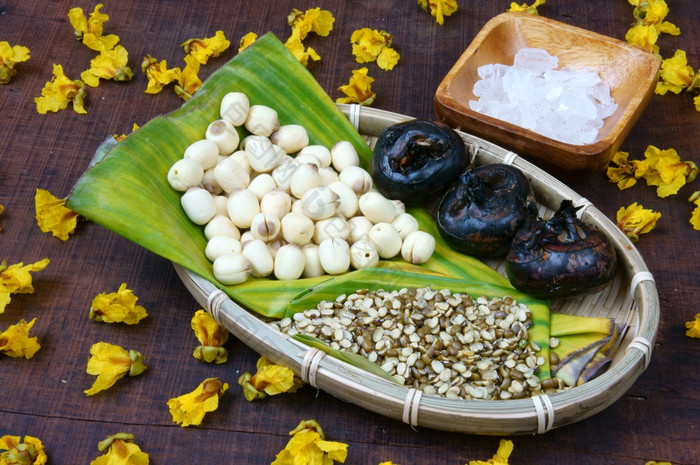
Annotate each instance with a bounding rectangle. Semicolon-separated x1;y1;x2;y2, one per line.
271;287;563;400
167;91;436;284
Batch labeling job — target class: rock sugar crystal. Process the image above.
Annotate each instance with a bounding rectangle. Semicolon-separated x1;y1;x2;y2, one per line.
469;48;618;146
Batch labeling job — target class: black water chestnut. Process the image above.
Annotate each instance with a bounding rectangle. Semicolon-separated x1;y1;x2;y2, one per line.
436;163;537;258
506;200;617;298
371;120;468;206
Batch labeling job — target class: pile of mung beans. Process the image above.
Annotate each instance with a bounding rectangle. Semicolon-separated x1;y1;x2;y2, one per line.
271;287;566;400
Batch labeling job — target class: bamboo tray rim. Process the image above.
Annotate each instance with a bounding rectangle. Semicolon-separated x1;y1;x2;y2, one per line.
175;104;659;435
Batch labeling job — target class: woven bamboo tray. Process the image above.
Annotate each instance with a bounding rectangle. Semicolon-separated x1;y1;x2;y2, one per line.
174;104;659;435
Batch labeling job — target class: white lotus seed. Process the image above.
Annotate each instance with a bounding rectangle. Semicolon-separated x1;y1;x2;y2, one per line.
205;236;243;262
242;239;274;277
368;222;402;259
401;230;436;265
168;158;204;192
300;186;339;220
260;188;292;220
206;119;240;156
245;104;280;137
338;165;372;196
318;166;340;186
220;91;249;126
313;216;350;244
250;212;281;241
293;153;322;168
266;238;286;259
226;188;260;229
391;212;420;240
245;135;281;173
347;216;374;243
204;215;241;240
212;253;250;285
248;173;277;200
280;211;314;245
331;140;360;172
327;181;359;218
229;150;252;174
181;187;216;225
201;168;222;195
359;191;398;224
239;230;256;244
274;244;306;280
271;160;300;193
290;163;322;198
299;145;332;167
184;139;219;170
212;195;229;217
271;124;309;154
301;243;324;278
350;239;380;269
318;238;350;275
214;157;250;193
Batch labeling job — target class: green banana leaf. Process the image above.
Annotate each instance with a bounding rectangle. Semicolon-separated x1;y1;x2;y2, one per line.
66;33;555;379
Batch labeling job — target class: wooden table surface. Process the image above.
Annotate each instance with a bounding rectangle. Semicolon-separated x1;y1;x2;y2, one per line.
2;1;699;464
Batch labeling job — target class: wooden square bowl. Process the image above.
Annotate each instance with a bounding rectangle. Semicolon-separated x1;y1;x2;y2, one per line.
434;12;660;179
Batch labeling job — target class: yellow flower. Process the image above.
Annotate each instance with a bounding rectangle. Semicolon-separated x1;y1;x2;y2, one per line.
507;0;545;14
67;4;120;51
0;41;30;84
641;145;697;198
271;420;348;465
84;342;146;396
90;433;149;465
645;462;672;465
34;189;79;240
0;435;48;465
689;191;700;230
89;283;148;325
0;204;4;231
350;28;400;70
182;30;230;65
0;258;50;314
630;0;680;35
655;49;696;95
685;313;700;338
695;95;700;112
625;24;660;55
284;28;321;68
238;32;258;53
287;7;335;40
616;202;661;242
141;55;180;94
114;123;140;142
468;439;514;465
34;64;87;114
174;54;202;101
81;45;133;88
191;309;229;363
0;318;41;359
238;356;301;401
606;151;648;190
336;67;376;106
167;377;228;427
418;0;458;25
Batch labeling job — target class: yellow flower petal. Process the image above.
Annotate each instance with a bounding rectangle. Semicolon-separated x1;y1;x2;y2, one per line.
418;0;458;25
271;422;348;465
641;145;696;198
81;45;133;87
284;29;321;67
0;204;4;231
167;378;228;427
84;342;146;396
336;67;376;106
35;188;79;240
238;356;299;401
90;433;149;465
625;24;660;55
377;47;400;71
182;30;230;65
0;435;48;465
287;7;335;40
469;439;514;465
656;49;695;95
141;55;180;94
350;28;392;64
616;202;661;242
174;54;202;101
0;318;41;359
238;32;258;53
685;313;700;338
689;191;700;231
507;0;546;14
34;64;87;114
0;258;50;314
0;41;30;84
89;283;148;325
191;309;228;363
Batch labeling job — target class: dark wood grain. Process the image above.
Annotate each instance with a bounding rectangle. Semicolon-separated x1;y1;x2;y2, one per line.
1;1;699;464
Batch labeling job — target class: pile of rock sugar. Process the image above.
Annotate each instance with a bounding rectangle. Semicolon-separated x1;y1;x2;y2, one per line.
469;48;618;146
